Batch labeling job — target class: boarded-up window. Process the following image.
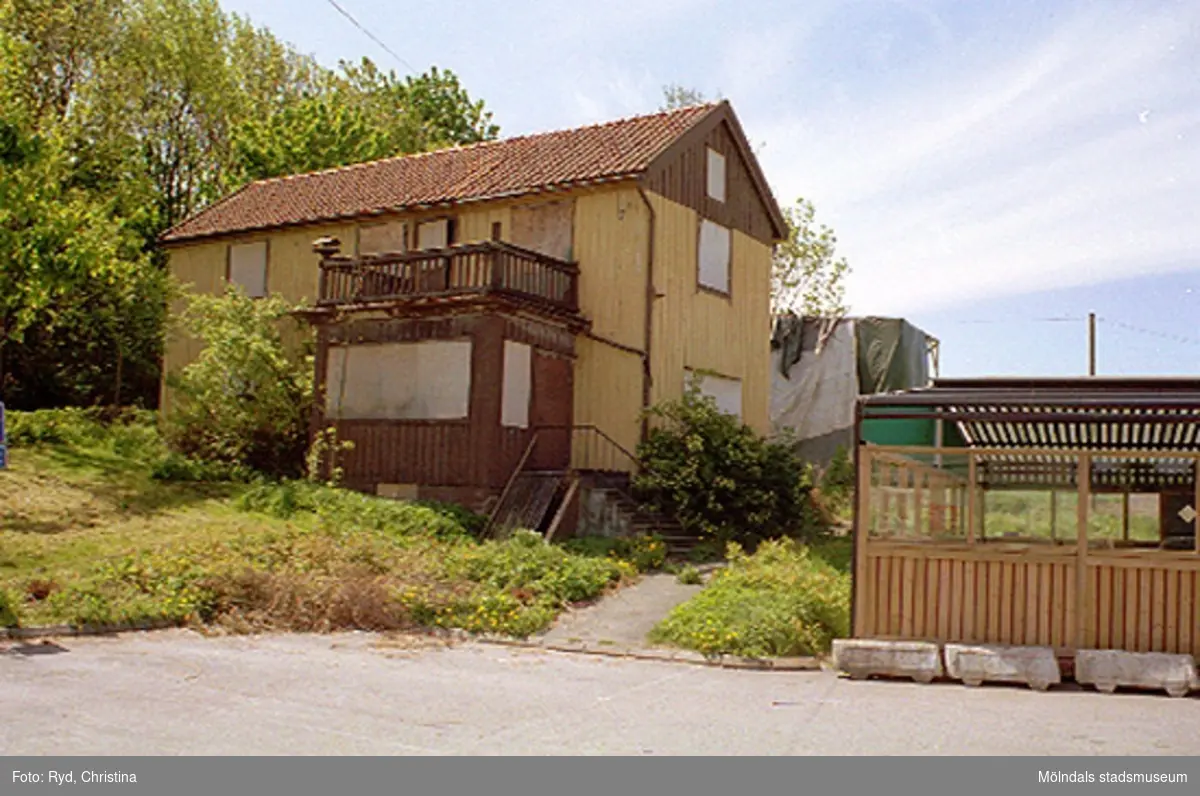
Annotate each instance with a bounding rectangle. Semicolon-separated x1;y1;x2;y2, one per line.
706;148;726;202
358;221;407;254
325;340;471;420
416;219;449;250
511;200;574;260
501;341;532;428
698;220;731;293
228;241;267;298
688;369;742;419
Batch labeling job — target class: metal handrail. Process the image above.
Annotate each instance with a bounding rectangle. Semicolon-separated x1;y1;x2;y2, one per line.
532;424;639;473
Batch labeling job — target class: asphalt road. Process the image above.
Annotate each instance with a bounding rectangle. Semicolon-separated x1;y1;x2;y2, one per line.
3;630;1197;755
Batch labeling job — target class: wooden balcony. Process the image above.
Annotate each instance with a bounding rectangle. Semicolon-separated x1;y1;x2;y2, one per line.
316;240;580;316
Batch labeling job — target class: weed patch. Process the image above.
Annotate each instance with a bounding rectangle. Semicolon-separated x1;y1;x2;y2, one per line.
650;539;849;658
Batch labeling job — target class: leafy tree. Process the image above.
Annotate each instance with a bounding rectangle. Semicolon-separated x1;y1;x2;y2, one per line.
633;379;826;546
0;0;124;124
0;119;154;399
231;94;391;183
164;286;312;477
772;197;851;317
660;83;709;110
0;0;501;411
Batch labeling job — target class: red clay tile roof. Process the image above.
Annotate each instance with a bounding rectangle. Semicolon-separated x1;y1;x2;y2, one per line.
161;103;720;244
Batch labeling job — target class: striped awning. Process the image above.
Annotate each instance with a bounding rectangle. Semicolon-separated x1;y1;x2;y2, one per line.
861;378;1200;490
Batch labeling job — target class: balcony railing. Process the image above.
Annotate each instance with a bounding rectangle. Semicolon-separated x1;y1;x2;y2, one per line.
317;241;579;314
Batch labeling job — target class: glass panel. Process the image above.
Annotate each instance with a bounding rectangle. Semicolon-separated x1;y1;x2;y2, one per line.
982;489;1072;543
865;451;969;541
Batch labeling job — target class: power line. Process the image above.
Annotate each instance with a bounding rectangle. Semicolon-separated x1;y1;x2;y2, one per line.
1098;316;1200;347
323;0;418;74
953;316;1085;325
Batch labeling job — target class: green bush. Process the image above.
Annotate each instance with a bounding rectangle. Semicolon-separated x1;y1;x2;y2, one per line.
413;499;488;537
634;381;827;547
650;539;849;658
676;564;702;585
6;407;163;462
401;531;635;637
686;538;726;563
0;589;18;628
150;451;258;483
560;534;668;571
817;445;854;520
446;531;631;605
164;287;312;478
234;480;474;541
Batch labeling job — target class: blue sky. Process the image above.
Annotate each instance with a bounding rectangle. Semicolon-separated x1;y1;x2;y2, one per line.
223;0;1200;378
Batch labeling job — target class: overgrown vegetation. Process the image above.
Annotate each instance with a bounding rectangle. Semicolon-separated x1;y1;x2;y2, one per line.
0;0;498;409
560;534;668;572
814;445;855;524
0;410;656;635
649;539;850;658
0;588;16;627
164;287;312;479
633;382;828;547
675;564;702;585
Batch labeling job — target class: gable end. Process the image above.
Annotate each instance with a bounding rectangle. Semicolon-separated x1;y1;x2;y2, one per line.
641;102;787;245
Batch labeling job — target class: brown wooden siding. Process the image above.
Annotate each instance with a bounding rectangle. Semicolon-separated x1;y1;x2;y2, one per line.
529;352;573;470
333;420;473;486
858;542;1079;649
643;118;779;245
1088;554;1200;654
503;316;576;357
326;315;481;345
857;541;1200;657
319;309;575;493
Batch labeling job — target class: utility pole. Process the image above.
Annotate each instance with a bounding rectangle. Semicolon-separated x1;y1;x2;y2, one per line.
1088;312;1096;376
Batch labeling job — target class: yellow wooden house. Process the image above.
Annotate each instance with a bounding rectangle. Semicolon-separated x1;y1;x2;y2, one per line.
160;101;787;533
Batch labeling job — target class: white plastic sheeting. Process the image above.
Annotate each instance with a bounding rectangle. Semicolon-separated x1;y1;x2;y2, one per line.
770;319;857;460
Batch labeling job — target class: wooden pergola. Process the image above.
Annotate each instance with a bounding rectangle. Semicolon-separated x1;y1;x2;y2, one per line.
852;377;1200;658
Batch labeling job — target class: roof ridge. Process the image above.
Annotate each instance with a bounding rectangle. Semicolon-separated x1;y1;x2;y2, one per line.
244;101;722;189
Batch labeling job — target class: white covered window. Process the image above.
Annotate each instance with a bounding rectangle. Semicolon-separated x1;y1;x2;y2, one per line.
358;220;407;254
228;241;267;298
325;340;472;420
698;219;731;293
689;369;743;419
501;341;532;428
416;218;450;250
706;147;726;202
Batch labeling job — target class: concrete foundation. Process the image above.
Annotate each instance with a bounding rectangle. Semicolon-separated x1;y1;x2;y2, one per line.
943;644;1061;691
1074;649;1199;698
832;639;942;684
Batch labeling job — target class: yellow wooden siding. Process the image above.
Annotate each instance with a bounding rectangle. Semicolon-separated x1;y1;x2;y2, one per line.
645;192;772;434
456;205;510;244
571;336;643;470
161;185;771;450
567;186;650;467
572;186;648;349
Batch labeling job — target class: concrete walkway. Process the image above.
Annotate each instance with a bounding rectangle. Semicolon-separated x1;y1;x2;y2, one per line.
536;570;707;653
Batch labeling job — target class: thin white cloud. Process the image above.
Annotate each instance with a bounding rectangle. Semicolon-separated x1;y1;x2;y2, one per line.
754;3;1200;315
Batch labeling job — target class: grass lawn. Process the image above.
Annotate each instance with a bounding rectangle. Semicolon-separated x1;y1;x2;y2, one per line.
0;411;660;634
649;536;852;659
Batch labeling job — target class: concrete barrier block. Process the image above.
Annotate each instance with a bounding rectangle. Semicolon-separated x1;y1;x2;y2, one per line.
1075;649;1199;698
944;644;1061;691
832;639;942;684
